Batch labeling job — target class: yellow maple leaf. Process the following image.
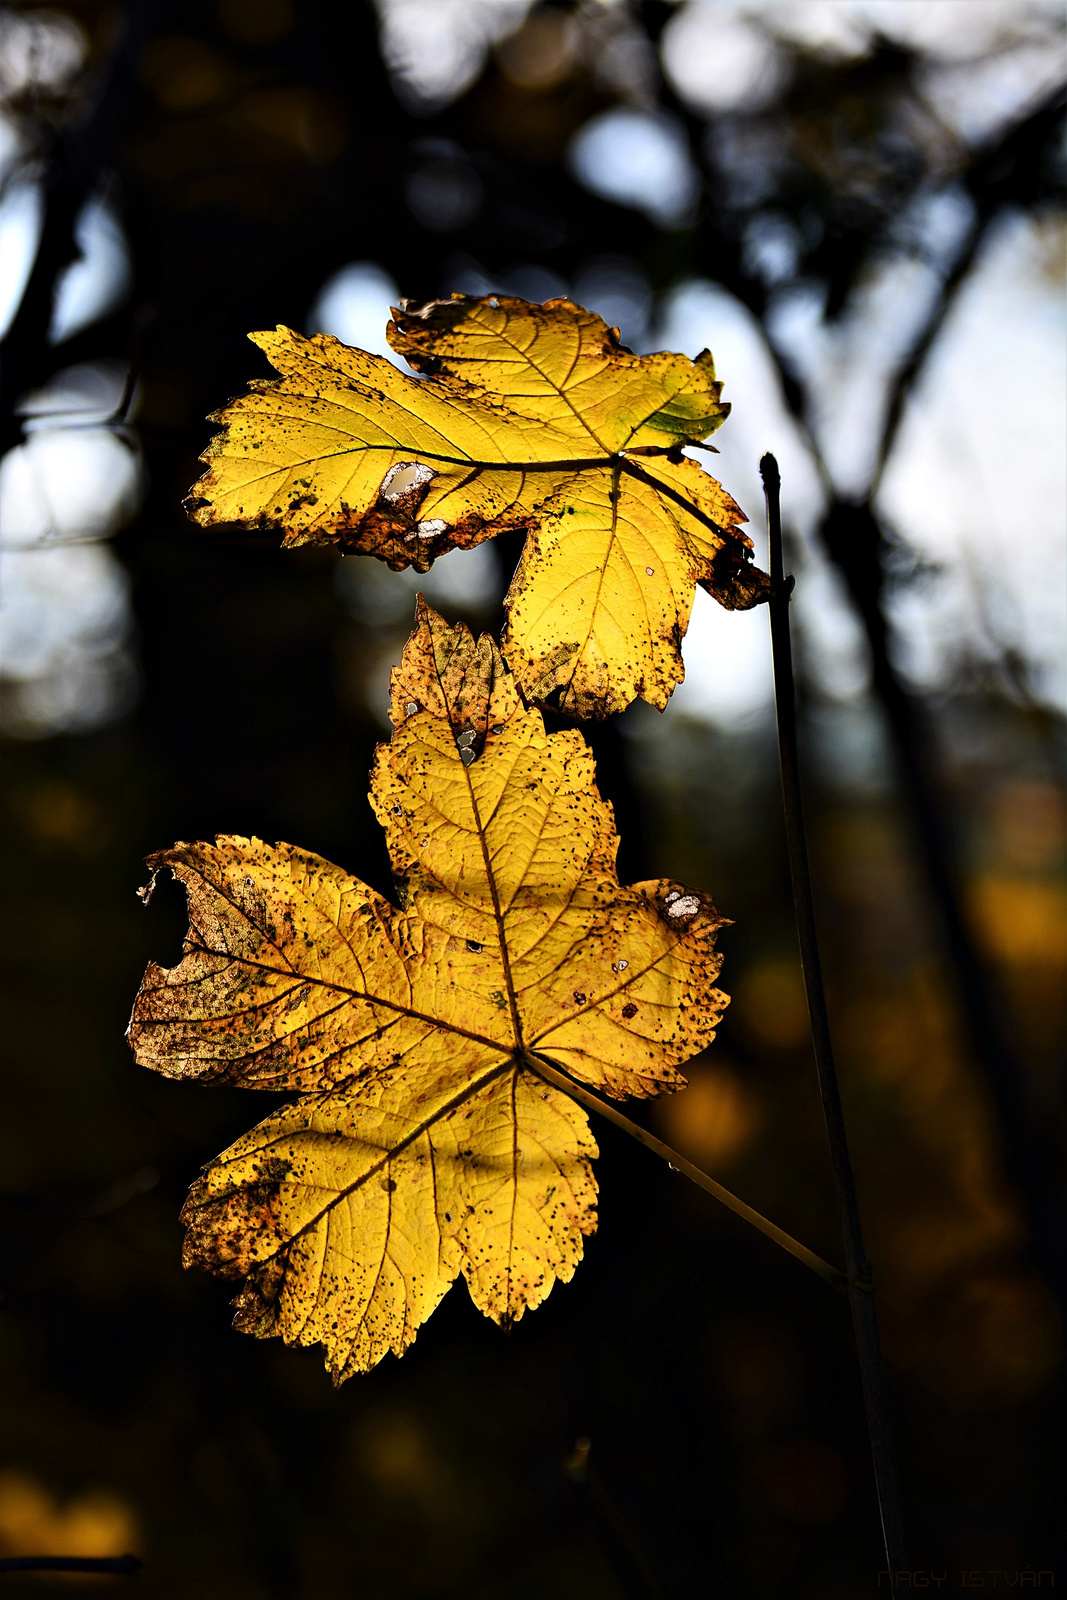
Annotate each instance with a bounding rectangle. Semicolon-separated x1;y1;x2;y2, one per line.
185;294;769;717
128;602;730;1379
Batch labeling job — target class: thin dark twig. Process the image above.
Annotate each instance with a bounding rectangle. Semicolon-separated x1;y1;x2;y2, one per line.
0;1554;141;1575
713;85;1067;1328
760;453;908;1570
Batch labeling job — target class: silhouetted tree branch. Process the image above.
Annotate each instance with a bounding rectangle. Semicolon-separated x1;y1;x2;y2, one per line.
0;0;171;456
0;1554;141;1575
648;28;1067;1311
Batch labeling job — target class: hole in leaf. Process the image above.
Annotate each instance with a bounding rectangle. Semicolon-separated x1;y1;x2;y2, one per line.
380;461;435;501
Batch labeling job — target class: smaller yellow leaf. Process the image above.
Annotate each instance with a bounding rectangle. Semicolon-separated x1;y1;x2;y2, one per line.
388;293;730;453
503;461;758;717
185;297;768;718
635;454;771;611
184;325;571;563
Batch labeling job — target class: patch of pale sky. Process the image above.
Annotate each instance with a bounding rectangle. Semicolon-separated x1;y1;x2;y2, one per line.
0;177;42;341
649;208;1066;722
878;211;1067;709
0;363;143;549
0;542;130;680
660;7;785;114
918;41;1067;146
0;427;142;548
661;0;1064;140
845;0;1063;62
568;107;699;226
767;255;945;498
368;0;1064;135
0;542;136;737
652;280;870;725
49;195;133;344
0;184;132;343
0;8;87;100
374;0;529;113
307;261;403;361
0;363;143;735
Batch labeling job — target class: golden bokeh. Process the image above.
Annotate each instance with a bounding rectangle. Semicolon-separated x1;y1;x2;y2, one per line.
358;1415;439;1498
732;958;810;1051
497;12;579;92
219;0;293;48
655;1057;762;1169
138;37;240;115
893;1270;1063;1408
0;1470;139;1560
967;876;1067;966
9;780;109;852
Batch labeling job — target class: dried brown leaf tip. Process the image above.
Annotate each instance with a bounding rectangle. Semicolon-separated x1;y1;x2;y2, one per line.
185;294;767;717
128;604;730;1380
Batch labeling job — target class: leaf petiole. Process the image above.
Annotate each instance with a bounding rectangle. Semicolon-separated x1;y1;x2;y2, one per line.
523;1051;847;1295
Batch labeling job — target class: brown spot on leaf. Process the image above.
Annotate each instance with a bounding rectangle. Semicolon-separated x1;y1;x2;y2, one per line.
703;545;771;611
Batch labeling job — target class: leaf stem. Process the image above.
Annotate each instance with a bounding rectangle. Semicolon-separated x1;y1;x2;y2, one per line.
760;453;908;1569
524;1052;847;1294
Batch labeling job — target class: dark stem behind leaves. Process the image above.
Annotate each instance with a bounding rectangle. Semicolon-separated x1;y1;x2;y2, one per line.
760;453;909;1571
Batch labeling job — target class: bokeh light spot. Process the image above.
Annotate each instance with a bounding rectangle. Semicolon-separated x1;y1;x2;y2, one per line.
568;108;699;228
734;958;810;1051
654;1058;762;1168
219;0;294;47
0;1471;139;1560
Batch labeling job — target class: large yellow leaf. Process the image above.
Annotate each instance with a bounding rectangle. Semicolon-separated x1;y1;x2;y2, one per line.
183;1065;596;1380
185;295;769;715
129;603;730;1378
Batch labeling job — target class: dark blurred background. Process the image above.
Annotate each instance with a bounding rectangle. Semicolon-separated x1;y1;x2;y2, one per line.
1;2;1065;1595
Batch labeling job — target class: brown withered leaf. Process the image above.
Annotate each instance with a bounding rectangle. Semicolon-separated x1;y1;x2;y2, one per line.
185;294;769;717
129;603;730;1380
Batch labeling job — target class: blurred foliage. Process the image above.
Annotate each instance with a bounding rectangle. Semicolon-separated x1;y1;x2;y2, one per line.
0;0;1064;1595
